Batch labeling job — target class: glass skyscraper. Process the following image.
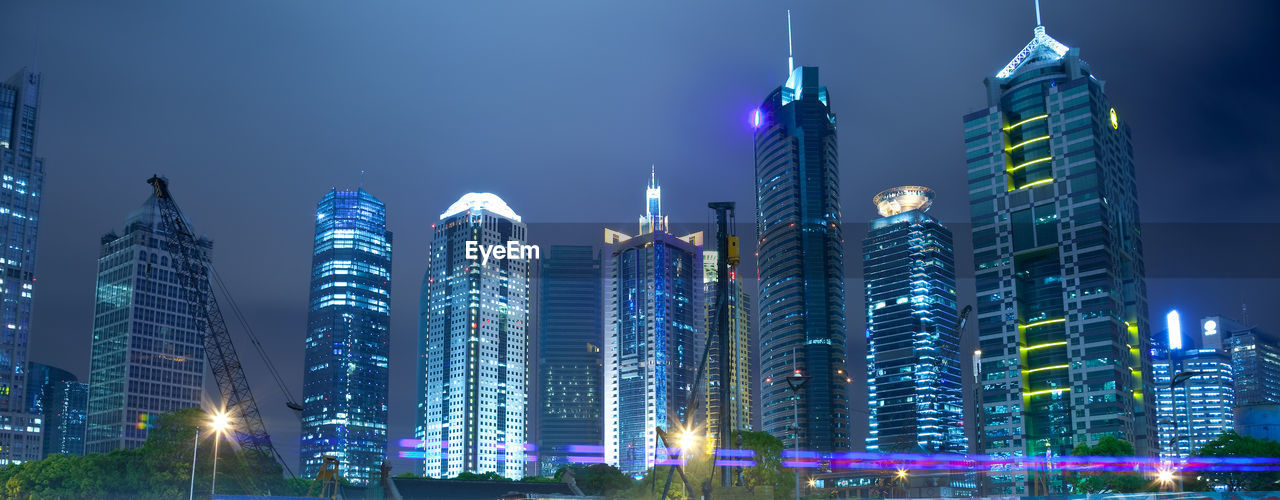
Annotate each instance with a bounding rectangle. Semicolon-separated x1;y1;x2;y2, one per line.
300;188;392;485
536;245;603;476
1221;317;1280;406
26;362;86;458
603;172;703;475
703;250;752;448
862;187;966;456
0;68;45;465
87;187;210;453
754;63;850;452
418;193;530;480
1152;311;1234;459
964;20;1154;494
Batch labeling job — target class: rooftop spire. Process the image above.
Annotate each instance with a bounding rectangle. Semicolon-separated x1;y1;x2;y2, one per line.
786;10;794;74
1035;0;1042;26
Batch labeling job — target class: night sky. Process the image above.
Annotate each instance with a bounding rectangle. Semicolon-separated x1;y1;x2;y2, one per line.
2;0;1278;475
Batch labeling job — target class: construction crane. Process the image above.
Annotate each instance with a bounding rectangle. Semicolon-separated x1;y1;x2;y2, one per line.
146;176;297;482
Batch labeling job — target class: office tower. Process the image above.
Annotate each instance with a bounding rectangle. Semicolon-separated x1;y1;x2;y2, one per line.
754;59;850;452
1152;311;1234;458
27;363;87;458
0;68;45;465
703;250;752;448
1218;317;1280;405
862;187;966;456
86;187;210;453
964;17;1154;493
603;172;703;475
300;188;392;485
536;245;603;476
419;193;530;479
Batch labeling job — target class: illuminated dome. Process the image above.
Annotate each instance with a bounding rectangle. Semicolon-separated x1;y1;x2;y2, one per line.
440;192;521;222
873;186;935;217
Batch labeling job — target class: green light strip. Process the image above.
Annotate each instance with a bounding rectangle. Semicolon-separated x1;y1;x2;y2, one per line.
1024;364;1069;374
1021;341;1068;352
1016;178;1054;190
1021;317;1066;328
1009;135;1050;151
1004;114;1049;131
1024;388;1070;397
1007;156;1052;172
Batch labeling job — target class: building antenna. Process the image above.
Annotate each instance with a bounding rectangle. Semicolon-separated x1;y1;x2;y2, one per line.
1035;0;1042;26
359;169;365;190
786;10;795;74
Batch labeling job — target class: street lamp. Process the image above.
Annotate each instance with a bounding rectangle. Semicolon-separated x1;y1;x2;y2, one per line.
1156;467;1175;492
210;412;231;497
190;427;200;500
677;429;697;452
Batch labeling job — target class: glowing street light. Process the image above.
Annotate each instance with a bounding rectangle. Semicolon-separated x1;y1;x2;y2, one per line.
677;429;697;451
896;468;909;481
210;412;232;496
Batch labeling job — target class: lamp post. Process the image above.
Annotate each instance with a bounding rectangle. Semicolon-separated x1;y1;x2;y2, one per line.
190;427;200;500
210;412;231;497
785;361;811;500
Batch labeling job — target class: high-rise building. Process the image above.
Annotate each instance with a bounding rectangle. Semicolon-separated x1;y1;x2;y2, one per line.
703;250;752;448
0;68;46;465
86;187;210;453
418;193;530;480
964;18;1154;493
300;188;392;485
26;362;86;458
753;60;850;453
1220;317;1280;406
862;187;966;456
1152;311;1234;458
603;171;703;475
536;245;603;476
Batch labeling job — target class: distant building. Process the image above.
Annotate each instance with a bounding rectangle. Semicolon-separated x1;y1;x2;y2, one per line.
86;186;210;453
536;245;603;476
603;171;703;475
27;362;87;457
862;187;966;456
964;17;1154;494
0;68;46;464
418;193;530;479
703;249;752;448
1152;311;1234;458
300;188;392;485
1221;317;1280;405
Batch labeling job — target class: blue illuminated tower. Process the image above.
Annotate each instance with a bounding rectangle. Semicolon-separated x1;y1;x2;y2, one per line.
300;188;392;485
753;53;850;450
863;187;966;456
1152;311;1234;458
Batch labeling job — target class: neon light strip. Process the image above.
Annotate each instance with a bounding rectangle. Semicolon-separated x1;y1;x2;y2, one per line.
1009;135;1050;151
1017;178;1054;190
1024;364;1069;374
1007;156;1052;172
1021;341;1068;352
1021;318;1066;328
1025;388;1070;397
1004;114;1049;131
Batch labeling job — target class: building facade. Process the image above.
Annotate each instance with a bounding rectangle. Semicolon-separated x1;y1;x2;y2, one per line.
964;21;1156;494
703;250;752;449
536;245;603;476
86;188;210;453
863;187;966;456
753;63;850;453
603;172;703;475
418;193;530;480
1221;317;1280;406
300;189;392;485
0;68;46;465
27;363;86;458
1152;311;1234;458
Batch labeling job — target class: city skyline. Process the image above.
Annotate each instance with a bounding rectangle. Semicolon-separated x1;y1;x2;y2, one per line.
1;1;1277;474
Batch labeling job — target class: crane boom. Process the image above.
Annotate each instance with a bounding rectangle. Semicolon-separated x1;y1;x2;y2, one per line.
146;176;278;463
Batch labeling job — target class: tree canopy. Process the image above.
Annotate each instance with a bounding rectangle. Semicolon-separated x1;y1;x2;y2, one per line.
1186;430;1280;492
1068;436;1153;494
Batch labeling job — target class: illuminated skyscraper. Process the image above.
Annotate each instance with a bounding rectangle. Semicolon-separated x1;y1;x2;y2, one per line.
703;250;752;448
754;61;850;452
27;362;87;458
300;188;392;485
0;68;45;465
1152;311;1234;459
964;16;1154;494
536;245;603;476
87;187;210;453
603;171;703;475
419;193;530;480
863;187;966;456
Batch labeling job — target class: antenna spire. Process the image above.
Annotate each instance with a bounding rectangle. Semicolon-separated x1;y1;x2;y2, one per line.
786;10;795;74
1035;0;1042;26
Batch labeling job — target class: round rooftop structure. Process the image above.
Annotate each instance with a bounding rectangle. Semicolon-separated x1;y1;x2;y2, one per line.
873;186;935;217
440;192;521;222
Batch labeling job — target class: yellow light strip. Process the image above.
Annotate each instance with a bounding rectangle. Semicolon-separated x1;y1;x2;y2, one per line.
1025;388;1070;397
1024;364;1069;374
1021;318;1066;328
1008;135;1050;151
1016;178;1054;190
1007;156;1052;172
1004;114;1049;131
1021;341;1068;352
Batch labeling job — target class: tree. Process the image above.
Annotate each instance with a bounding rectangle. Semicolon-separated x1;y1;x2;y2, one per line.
738;430;793;500
556;464;634;496
1068;436;1153;494
1188;430;1280;491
